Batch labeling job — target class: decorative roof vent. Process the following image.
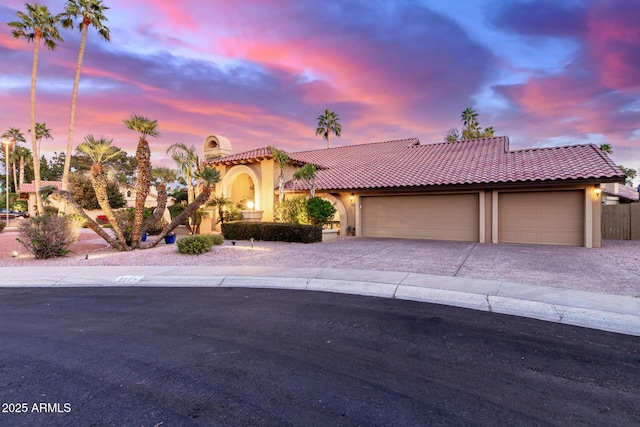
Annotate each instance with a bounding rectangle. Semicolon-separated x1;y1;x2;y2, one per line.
203;134;231;160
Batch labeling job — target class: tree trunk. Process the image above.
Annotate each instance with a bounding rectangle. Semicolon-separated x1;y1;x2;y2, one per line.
12;160;18;194
279;169;284;203
30;35;44;215
52;189;128;251
19;156;24;189
146;187;211;249
89;172;127;245
141;183;167;237
62;24;88;195
131;138;151;248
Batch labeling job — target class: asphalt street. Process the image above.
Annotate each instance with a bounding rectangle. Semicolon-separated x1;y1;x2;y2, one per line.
0;286;638;426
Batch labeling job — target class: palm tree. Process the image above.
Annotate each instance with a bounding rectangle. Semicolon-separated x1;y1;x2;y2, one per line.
2;128;26;192
77;135;127;245
123;114;159;248
33;122;52;158
461;107;479;140
60;0;110;193
208;194;231;226
293;163;318;198
316;109;341;148
167;142;202;232
269;145;289;203
600;144;613;155
9;3;63;215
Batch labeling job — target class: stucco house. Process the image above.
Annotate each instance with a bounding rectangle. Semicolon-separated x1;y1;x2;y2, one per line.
203;135;624;248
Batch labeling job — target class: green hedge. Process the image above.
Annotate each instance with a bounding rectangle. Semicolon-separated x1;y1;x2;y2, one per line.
221;221;322;243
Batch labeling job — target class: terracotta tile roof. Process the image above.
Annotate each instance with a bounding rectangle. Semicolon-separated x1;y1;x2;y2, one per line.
287;137;625;191
209;137;626;191
208;147;306;166
19;181;63;193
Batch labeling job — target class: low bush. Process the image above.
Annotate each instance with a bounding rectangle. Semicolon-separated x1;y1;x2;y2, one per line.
0;221;5;233
16;215;80;259
177;234;216;255
306;197;337;227
211;234;224;245
222;221;321;243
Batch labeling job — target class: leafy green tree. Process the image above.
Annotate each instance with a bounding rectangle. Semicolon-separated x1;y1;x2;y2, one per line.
316;109;341;148
306;197;337;227
9;3;63;215
123;114;158;247
68;173;125;210
293;163;318;198
60;0;110;193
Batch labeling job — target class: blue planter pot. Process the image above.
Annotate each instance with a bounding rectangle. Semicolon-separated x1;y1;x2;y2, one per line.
164;234;176;244
141;233;148;242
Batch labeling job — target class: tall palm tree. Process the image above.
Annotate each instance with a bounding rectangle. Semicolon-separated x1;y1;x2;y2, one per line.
9;3;63;215
2;128;26;192
60;0;110;193
123;114;158;248
316;109;341;148
461;107;479;140
33;122;52;158
269;145;289;204
77;135;127;244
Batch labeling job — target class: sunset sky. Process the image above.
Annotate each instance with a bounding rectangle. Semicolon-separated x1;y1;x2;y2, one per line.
1;0;638;179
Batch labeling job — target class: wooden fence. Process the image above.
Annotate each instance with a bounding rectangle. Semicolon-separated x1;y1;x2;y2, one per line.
601;204;640;240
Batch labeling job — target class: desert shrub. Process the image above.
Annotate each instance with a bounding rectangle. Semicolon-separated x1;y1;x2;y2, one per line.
274;196;308;224
177;234;215;255
222;221;321;243
43;205;59;216
211;234;224;245
306;197;337;227
16;215;80;259
0;222;5;233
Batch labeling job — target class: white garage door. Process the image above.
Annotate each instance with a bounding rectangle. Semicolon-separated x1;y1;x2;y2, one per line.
498;191;584;246
361;194;479;241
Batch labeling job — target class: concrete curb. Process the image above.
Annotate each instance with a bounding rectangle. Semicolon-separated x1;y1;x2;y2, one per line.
1;266;638;337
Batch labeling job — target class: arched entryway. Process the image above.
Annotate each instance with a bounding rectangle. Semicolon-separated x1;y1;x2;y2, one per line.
220;165;262;210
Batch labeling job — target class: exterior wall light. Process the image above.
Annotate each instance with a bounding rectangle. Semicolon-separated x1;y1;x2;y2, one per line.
246;200;255;209
594;187;602;196
350;193;355;205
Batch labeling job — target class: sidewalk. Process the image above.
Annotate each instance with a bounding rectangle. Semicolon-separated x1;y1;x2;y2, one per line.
2;265;639;337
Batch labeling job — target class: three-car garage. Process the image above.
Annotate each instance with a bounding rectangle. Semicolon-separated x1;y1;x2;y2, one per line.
359;189;587;246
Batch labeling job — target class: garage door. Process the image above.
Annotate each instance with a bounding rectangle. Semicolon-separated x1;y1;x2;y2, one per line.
498;191;584;246
361;194;479;241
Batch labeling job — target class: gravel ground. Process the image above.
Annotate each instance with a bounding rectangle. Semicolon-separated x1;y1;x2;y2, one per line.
1;228;639;297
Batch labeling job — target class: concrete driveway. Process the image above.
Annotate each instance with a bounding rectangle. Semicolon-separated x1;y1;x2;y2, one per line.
1;228;639;297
